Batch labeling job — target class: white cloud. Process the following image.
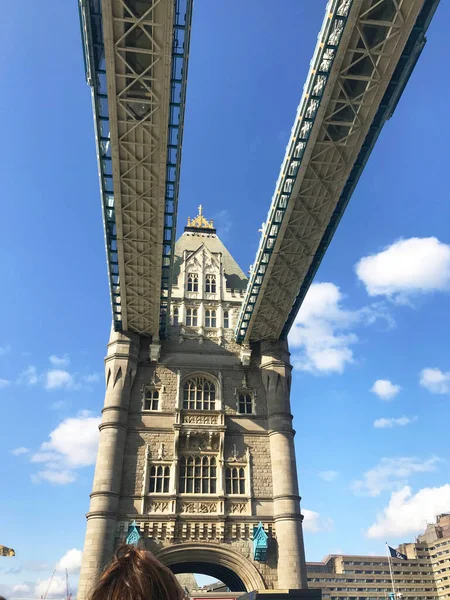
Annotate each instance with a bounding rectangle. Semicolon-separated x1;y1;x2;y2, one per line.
289;282;391;374
213;209;232;237
17;365;38;385
45;369;73;390
35;575;68;599
374;416;418;429
49;354;70;367
356;237;450;301
10;446;30;456
0;378;10;388
34;550;81;597
370;379;401;401
49;399;70;411
0;345;11;356
31;411;101;484
303;509;334;533
31;470;77;485
319;470;339;482
55;548;82;573
367;484;450;539
81;372;101;384
12;583;31;593
420;367;450;394
352;456;441;497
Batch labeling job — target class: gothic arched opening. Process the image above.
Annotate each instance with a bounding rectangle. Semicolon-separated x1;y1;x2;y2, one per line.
156;543;266;593
172;562;244;592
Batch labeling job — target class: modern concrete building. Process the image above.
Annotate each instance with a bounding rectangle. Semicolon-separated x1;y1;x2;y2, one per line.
78;210;309;598
307;515;450;600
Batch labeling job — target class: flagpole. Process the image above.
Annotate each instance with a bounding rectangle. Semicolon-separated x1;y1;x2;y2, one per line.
386;543;397;598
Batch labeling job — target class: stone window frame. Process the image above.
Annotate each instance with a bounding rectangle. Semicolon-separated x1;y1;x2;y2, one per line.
149;464;171;493
205;273;216;293
182;375;217;411
178;454;217;494
234;388;255;415
187;272;199;292
142;383;165;412
142;443;174;500
205;308;217;328
172;306;179;326
225;465;246;495
186;307;198;327
223;309;230;329
177;371;223;412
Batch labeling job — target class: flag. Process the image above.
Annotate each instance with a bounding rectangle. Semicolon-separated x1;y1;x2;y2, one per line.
388;545;407;560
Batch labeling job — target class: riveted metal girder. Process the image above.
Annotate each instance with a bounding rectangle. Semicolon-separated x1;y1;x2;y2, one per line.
236;0;437;344
79;0;192;337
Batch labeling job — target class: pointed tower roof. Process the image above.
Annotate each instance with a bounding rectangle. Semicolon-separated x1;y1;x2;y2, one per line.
173;206;247;291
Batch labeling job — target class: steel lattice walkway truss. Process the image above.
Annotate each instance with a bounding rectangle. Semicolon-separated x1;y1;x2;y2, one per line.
236;0;439;344
79;0;192;337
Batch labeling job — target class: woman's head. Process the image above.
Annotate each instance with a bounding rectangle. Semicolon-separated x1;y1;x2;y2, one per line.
89;545;185;600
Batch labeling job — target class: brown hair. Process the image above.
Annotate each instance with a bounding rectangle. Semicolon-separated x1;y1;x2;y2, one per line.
89;545;185;600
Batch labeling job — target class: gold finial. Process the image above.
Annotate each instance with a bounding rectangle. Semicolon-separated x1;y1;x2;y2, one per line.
187;205;214;230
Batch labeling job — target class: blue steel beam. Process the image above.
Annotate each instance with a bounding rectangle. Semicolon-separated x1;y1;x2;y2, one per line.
235;0;353;344
236;0;440;345
281;0;440;339
78;0;192;334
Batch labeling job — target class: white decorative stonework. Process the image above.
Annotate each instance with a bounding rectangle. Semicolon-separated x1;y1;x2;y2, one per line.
149;342;161;362
228;502;247;515
179;431;220;451
147;500;170;513
180;501;217;514
240;344;251;366
182;413;218;425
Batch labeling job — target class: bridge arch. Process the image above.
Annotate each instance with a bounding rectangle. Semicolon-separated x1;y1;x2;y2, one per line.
156;543;266;592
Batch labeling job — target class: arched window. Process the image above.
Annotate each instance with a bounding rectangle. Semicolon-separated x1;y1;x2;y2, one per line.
205;274;216;293
179;455;217;493
187;273;198;292
183;376;216;410
173;307;179;326
149;465;170;493
186;308;198;327
205;309;217;328
225;467;245;494
223;310;229;329
238;393;252;414
143;388;159;411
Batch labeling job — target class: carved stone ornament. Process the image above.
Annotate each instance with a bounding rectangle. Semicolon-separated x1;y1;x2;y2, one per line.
157;443;165;460
182;413;218;425
180;501;217;514
179;431;219;451
147;500;170;513
240;344;251;366
149;342;161;363
228;502;247;515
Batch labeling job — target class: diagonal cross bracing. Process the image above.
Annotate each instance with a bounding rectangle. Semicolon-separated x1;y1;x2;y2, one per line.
236;0;440;344
79;0;192;336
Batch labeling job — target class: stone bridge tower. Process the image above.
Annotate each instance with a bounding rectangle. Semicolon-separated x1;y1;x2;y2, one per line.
78;208;308;598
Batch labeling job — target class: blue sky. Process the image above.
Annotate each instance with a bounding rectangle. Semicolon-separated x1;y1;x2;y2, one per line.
1;0;450;596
